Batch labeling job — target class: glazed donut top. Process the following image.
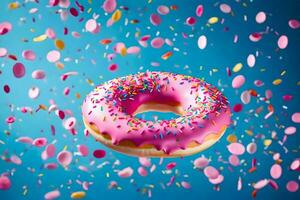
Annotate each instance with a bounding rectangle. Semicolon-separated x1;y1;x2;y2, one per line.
82;71;230;154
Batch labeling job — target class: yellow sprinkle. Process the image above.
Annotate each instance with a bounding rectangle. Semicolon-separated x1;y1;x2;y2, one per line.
280;70;286;76
87;8;92;13
112;9;122;22
63;145;68;151
8;2;20;10
33;34;47;42
71;191;86;199
106;172;110;178
38;174;44;177
212;68;218;72
264;139;272;146
161;51;173;60
86;79;94;86
245;130;253;136
120;47;127;56
208;17;219;24
55;39;65;50
39;104;47;111
227;134;237;143
272;79;282;85
233;63;243;73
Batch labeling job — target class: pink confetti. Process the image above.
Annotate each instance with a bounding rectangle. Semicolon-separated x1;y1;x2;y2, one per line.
204;166;219;179
32;70;45;79
227;143;245;155
139;157;151;167
277;35;288;49
13;62;25;78
28;87;40;99
288;19;300;29
0;22;12;35
157;5;169;15
93;149;106;158
0;176;11;190
247;54;256;67
85;19;100;34
232;75;245;88
196;5;203;17
193;156;209;168
108;63;118;71
138;167;148;176
45;190;60;200
57;150;72;167
241;90;251;104
249;33;262;42
284;126;296;135
47;50;60;63
286;181;299;192
102;0;117;13
6;116;15;124
197;35;207;49
233;104;243;112
209;174;224;184
181;181;191;189
118;167;133;178
151;37;164;48
3;85;10;93
32;137;47;147
63;117;76;130
290;159;300;171
10;155;22;165
0;47;7;57
150;14;161;26
77;145;89;157
229;155;240;166
45;28;56;39
186;17;196;26
15;136;33;144
256;11;266;24
220;4;231;14
46;144;56;158
166;162;176;170
48;0;59;7
270;164;282;179
253;179;269;190
22;50;36;61
291;112;300;123
246;142;257;154
127;46;140;54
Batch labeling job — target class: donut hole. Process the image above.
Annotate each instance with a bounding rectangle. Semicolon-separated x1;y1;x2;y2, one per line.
133;101;184;121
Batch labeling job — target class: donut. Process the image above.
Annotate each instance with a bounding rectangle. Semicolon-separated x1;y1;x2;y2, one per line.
82;71;231;157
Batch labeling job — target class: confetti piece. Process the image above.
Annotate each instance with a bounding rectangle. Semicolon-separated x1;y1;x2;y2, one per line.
112;9;122;23
232;75;245;88
150;14;161;26
204;166;219;179
157;5;169;15
0;22;12;35
93;149;106;158
253;179;269;189
118;167;133;178
57;150;72;167
32;137;47;147
220;4;231;14
71;191;86;199
286;181;299;192
32;70;45;79
22;50;36;61
0;176;11;190
208;17;218;24
227;143;245;155
161;51;173;60
77;145;89;157
256;11;266;23
246;142;257;154
102;0;117;13
197;35;207;49
284;126;296;135
33;34;47;42
45;190;60;200
291;112;300;123
13;62;25;78
288;19;300;29
196;5;204;17
277;35;288;49
139;157;151;167
85;19;100;34
28;87;40;99
193;156;209;168
47;50;60;63
270;164;282;179
151;37;164;48
138;167;148;176
233;63;243;73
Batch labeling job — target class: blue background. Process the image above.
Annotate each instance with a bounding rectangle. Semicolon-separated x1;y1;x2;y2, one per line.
0;0;300;199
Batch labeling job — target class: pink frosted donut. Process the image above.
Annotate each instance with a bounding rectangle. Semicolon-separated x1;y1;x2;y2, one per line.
82;71;231;157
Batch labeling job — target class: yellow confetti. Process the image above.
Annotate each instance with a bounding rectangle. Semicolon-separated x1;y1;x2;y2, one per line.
55;39;65;50
112;9;122;22
86;79;94;86
208;17;219;24
120;47;127;56
87;8;92;13
245;130;253;136
272;79;282;85
264;139;272;146
227;134;237;143
8;2;20;10
33;34;47;42
71;191;86;199
233;63;243;73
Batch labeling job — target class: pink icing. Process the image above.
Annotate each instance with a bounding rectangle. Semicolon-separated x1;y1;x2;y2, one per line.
82;71;231;154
